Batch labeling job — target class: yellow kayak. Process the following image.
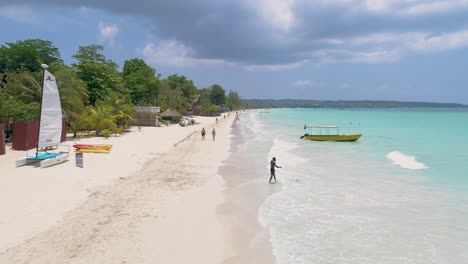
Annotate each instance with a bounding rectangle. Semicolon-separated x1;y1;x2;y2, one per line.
75;148;110;154
73;144;112;150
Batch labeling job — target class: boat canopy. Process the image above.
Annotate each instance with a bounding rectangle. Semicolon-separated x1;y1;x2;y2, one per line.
304;125;338;129
304;125;339;135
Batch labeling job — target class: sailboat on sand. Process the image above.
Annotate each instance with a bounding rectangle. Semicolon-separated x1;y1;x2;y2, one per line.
16;64;69;168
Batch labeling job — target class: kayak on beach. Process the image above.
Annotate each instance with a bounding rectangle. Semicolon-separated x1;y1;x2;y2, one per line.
73;144;112;150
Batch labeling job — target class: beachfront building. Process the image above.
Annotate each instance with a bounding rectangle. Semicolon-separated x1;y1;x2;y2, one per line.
135;106;161;127
160;109;182;124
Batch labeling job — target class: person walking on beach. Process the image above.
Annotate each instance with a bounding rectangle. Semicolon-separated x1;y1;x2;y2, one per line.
212;128;216;141
216;117;218;124
201;128;206;140
269;157;282;183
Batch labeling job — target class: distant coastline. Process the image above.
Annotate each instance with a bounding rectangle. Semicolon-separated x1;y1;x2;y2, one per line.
242;99;468;109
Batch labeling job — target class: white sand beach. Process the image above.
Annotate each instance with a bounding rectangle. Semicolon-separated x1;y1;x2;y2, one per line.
0;114;261;263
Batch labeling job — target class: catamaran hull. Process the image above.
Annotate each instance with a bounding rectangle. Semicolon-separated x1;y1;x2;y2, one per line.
16;152;70;168
303;134;362;142
40;152;69;168
15;158;40;167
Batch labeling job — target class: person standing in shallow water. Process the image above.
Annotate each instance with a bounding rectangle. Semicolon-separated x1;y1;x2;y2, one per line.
269;157;282;183
201;128;206;140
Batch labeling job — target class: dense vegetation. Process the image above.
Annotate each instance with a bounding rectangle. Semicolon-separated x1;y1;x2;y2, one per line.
242;99;468;109
0;39;242;138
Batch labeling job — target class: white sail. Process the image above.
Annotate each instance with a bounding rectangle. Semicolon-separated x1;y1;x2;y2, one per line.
38;70;62;148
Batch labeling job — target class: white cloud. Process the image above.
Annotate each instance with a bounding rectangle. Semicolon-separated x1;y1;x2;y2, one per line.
346;32;424;46
98;22;120;45
289;0;468;16
0;5;85;26
350;49;401;63
244;60;307;71
142;40;227;67
249;0;296;32
142;40;307;70
144;40;307;70
3;0;468;69
364;0;392;12
349;0;468;15
0;5;37;24
293;80;313;87
312;48;401;64
400;0;468;15
353;30;468;52
409;30;468;51
318;29;468;63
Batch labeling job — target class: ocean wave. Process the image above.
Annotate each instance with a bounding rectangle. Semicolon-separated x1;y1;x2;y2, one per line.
267;137;308;169
249;112;264;133
386;151;428;170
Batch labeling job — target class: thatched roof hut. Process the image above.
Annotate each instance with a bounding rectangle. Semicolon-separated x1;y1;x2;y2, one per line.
160;109;181;117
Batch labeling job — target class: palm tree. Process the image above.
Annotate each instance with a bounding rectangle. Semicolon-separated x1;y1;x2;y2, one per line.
2;70;41;104
49;63;89;137
84;103;116;136
2;64;89;136
101;91;136;128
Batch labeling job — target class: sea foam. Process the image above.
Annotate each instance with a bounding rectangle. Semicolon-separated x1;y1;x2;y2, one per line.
386;151;428;170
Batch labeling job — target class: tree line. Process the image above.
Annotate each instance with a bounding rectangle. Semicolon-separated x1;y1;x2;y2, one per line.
0;39;242;137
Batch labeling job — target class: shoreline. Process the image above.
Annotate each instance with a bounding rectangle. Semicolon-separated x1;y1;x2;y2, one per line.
218;113;277;264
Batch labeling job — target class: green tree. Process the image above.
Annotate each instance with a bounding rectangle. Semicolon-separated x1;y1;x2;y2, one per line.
227;90;241;110
122;58;150;76
198;87;212;106
200;104;220;116
0;96;40;123
83;103;116;135
0;39;62;73
0;65;90;136
197;87;219;116
0;70;42;104
157;74;199;113
210;84;226;105
158;80;187;113
100;91;136;128
122;58;160;105
166;74;198;99
72;44;121;105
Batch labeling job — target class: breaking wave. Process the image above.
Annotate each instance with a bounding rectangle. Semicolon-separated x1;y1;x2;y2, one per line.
386;151;428;170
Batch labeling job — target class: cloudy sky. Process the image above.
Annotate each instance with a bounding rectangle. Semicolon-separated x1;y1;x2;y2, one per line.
1;0;468;103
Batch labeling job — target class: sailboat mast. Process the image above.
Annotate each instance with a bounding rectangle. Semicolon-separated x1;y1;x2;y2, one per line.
36;64;48;158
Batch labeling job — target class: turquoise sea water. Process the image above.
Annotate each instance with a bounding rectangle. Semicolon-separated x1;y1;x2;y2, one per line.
266;108;468;186
233;108;468;264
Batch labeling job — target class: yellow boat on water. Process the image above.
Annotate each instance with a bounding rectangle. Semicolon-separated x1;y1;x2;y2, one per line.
301;125;362;142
